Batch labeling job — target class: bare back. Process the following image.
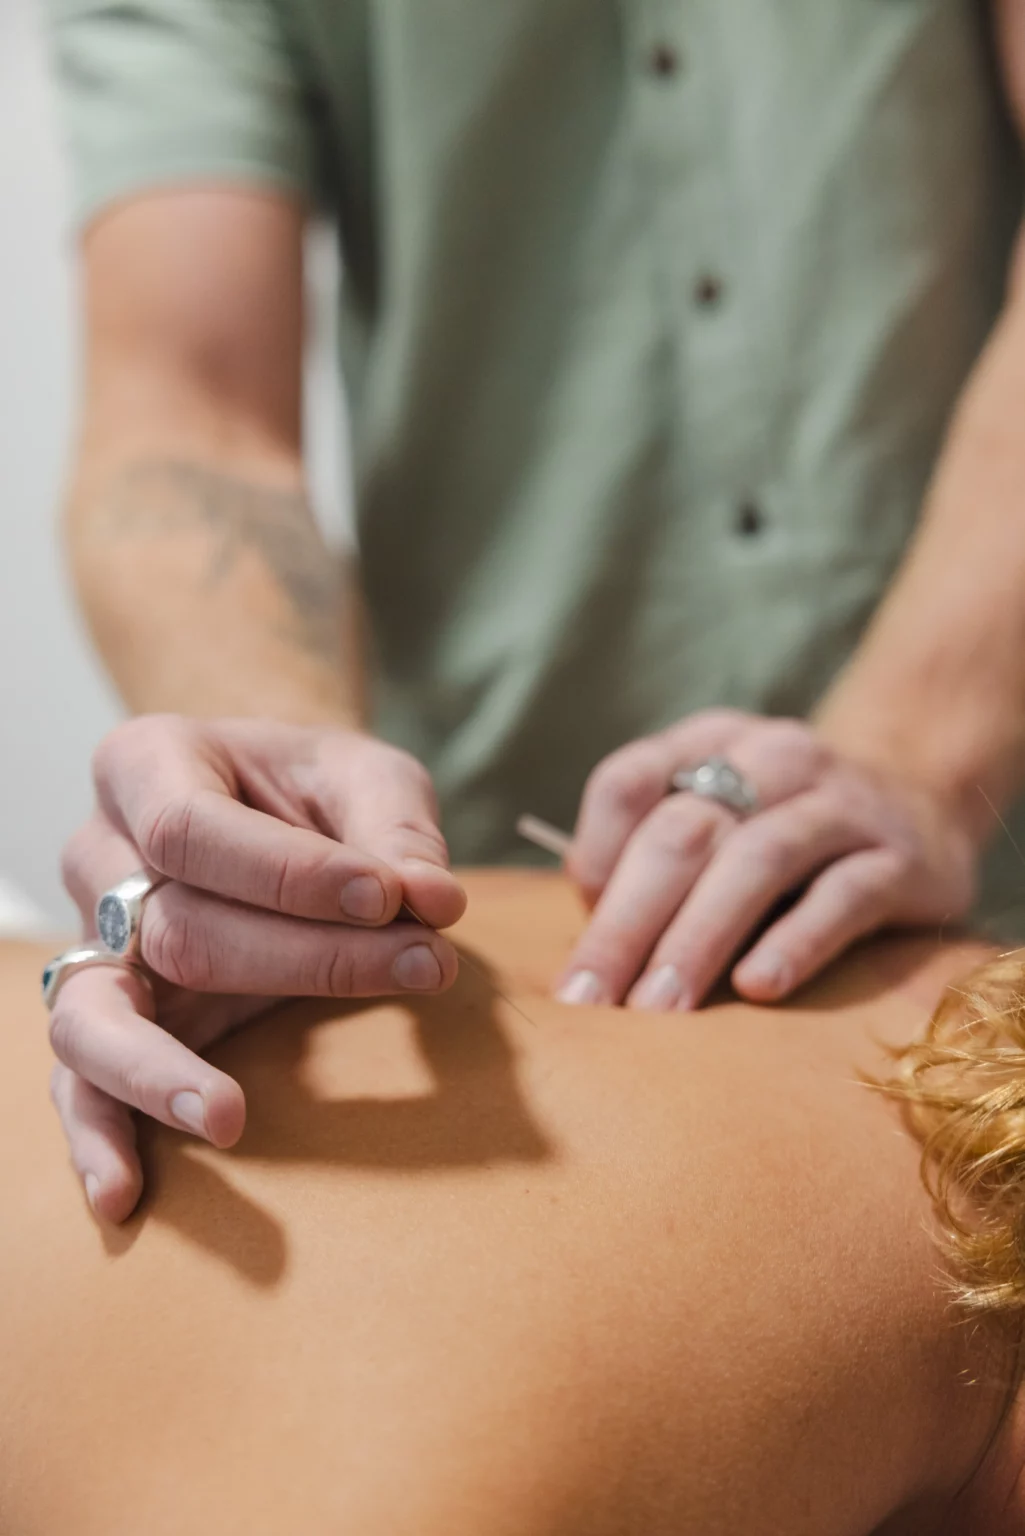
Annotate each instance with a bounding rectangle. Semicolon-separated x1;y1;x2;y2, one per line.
0;874;1016;1534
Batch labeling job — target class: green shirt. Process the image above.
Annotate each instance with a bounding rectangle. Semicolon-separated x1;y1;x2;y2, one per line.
45;0;1025;929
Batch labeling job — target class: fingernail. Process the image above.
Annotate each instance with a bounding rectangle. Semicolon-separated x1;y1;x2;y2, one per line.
741;949;790;996
170;1090;208;1137
555;970;606;1006
632;964;682;1011
392;943;444;991
340;875;387;921
84;1172;100;1211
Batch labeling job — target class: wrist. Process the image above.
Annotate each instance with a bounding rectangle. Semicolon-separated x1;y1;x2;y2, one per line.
120;677;363;733
814;705;1000;852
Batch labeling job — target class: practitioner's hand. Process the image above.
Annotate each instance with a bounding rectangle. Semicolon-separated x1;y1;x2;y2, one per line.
556;711;978;1011
49;715;465;1221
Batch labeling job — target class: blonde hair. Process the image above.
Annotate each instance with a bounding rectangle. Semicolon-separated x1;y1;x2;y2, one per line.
887;952;1025;1313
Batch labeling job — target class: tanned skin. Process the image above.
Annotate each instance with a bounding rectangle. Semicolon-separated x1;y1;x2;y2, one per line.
69;187;360;727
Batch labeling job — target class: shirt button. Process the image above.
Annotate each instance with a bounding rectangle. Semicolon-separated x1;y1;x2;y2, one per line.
647;42;681;78
734;501;766;538
694;274;725;308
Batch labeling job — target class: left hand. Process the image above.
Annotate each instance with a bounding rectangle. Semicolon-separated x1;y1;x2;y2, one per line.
556;710;979;1010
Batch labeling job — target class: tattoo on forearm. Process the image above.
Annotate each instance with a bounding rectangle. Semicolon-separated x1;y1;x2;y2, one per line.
101;460;342;665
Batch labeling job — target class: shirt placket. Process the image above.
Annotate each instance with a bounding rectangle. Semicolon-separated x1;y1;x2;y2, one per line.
629;0;773;550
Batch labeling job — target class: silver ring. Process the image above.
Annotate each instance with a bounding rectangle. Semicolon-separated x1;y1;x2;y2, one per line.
671;756;759;817
41;946;144;1011
96;870;166;957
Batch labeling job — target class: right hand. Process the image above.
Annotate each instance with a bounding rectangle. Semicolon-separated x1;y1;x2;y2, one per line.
49;715;466;1222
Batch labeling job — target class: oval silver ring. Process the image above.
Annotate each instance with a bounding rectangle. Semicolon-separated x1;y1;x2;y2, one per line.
670;756;759;818
95;870;167;957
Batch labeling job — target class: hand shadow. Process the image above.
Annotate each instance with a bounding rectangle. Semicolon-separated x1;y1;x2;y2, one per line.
114;947;553;1288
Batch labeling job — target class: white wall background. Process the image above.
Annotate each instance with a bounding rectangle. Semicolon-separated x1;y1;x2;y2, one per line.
0;0;348;925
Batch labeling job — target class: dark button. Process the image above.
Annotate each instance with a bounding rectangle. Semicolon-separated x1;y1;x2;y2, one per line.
694;273;724;308
734;501;766;538
647;42;681;78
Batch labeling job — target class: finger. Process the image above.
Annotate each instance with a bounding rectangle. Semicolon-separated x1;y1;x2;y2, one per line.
627;794;867;1010
50;1063;143;1224
731;848;902;1002
556;795;735;1005
568;712;823;904
93;719;405;925
139;882;460;997
569;713;746;903
323;739;467;930
61;813;148;933
48;965;247;1147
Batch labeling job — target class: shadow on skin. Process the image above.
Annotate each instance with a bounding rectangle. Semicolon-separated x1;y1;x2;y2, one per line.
99;925;973;1287
107;947;553;1287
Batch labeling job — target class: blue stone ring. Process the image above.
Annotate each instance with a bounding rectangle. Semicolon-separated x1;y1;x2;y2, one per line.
41;947;142;1011
95;870;166;958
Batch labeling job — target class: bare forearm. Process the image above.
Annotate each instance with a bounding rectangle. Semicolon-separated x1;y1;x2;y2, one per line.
817;239;1025;844
68;450;364;728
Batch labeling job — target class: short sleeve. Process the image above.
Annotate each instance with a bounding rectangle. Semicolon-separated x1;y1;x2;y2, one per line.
41;0;320;225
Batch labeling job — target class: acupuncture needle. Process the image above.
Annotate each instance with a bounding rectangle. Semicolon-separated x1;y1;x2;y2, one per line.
398;900;540;1029
395;814;574;1026
515;813;572;860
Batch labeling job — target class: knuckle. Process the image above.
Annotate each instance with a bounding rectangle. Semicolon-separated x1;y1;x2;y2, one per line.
91;714;175;783
680;707;748;735
364;741;435;795
144;902;213;991
48;1005;86;1071
351;742;443;826
135;793;198;879
392;749;434;795
390;816;448;862
60;823;99;902
317;942;358;998
48;1063;84;1130
570;864;603;908
90;720;140;785
584;931;635;981
759;716;804;751
590;750;662;818
120;1061;161;1121
839;858;896;911
884;847;914;884
744;827;800;882
273;850;310;912
773;934;814;979
649;800;723;862
761;718;826;770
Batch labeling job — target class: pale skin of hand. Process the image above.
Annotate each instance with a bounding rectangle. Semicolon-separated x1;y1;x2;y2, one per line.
556;711;977;1011
557;0;1025;1011
50;716;466;1223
